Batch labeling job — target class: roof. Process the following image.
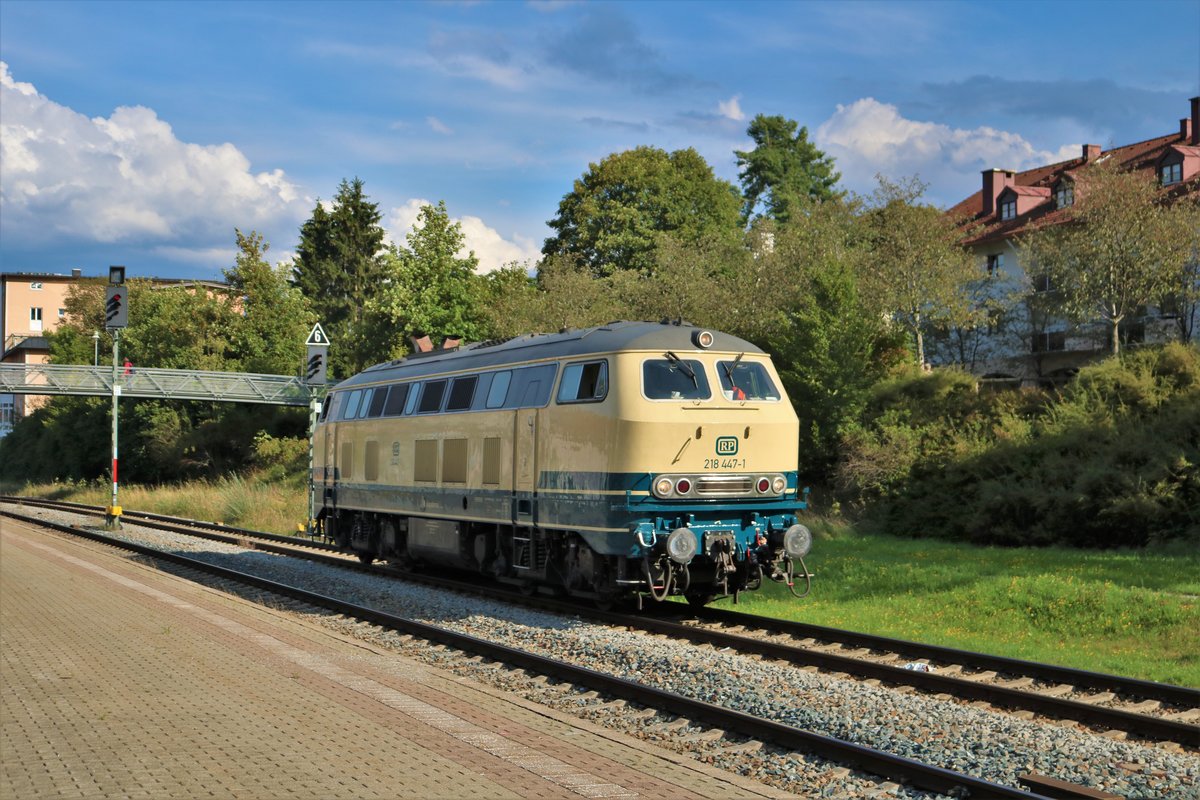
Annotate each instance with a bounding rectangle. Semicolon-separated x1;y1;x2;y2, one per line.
952;129;1199;247
1;272;227;289
2;335;49;360
1004;186;1051;198
337;321;765;388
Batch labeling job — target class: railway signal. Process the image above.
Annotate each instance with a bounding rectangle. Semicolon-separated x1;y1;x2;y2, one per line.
305;347;326;385
105;286;128;329
304;322;330;533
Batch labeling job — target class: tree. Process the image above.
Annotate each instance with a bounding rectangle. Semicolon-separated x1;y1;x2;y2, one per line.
735;114;841;225
290;178;388;375
224;230;315;375
367;201;487;358
543;146;742;277
857;176;979;368
1020;164;1199;355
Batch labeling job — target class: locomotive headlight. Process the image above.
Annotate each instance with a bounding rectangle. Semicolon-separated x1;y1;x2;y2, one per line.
654;477;675;498
772;476;787;494
783;524;812;559
666;527;698;564
693;330;714;349
756;477;771;494
675;477;693;494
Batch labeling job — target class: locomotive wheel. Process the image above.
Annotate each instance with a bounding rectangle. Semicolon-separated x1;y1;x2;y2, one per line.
685;591;716;608
357;553;374;565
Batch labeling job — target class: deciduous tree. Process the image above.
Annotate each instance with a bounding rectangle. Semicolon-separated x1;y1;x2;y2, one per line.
858;176;979;368
543;146;742;277
224;229;315;375
368;201;486;358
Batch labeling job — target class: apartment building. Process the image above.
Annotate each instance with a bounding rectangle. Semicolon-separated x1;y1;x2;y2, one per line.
939;96;1200;385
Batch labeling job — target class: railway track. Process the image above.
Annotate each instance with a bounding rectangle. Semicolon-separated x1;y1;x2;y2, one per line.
5;498;1198;752
6;503;1121;800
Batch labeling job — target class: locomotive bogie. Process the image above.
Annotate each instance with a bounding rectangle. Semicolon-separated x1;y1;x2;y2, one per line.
312;322;811;605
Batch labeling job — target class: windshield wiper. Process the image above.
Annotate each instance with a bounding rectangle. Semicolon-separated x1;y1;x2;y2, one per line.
665;351;697;387
722;352;745;386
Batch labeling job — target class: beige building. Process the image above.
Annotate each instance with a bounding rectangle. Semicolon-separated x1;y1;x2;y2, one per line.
1;270;92;433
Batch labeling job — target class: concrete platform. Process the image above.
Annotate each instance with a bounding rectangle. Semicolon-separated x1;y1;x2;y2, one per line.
0;517;790;799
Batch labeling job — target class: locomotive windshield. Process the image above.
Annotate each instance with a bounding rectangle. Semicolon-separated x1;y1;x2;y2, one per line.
643;357;711;400
718;360;780;401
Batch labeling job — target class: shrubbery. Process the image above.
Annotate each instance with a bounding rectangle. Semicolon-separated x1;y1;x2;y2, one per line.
836;343;1200;547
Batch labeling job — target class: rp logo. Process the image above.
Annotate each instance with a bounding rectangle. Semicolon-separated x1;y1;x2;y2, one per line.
715;436;738;456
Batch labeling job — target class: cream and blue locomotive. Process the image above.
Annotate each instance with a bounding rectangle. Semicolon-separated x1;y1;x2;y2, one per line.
312;321;813;606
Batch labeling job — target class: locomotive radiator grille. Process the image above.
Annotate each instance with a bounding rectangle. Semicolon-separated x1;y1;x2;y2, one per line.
695;475;754;496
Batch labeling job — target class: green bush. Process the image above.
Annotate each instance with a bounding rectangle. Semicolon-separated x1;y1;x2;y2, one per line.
841;344;1200;548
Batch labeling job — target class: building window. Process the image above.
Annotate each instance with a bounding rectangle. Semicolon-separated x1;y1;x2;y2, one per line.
986;309;1005;336
1119;321;1145;346
1054;184;1074;208
1032;273;1054;293
999;199;1016;221
1161;162;1182;186
30;281;43;290
986;253;1005;277
57;308;66;318
30;307;43;332
1032;331;1066;353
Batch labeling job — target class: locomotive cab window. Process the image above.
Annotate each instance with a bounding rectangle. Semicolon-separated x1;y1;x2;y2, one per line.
320;392;340;421
643;357;710;400
558;361;608;403
718;360;780;401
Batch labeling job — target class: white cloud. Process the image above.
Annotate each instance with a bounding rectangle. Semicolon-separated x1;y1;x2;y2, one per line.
0;61;307;249
385;198;541;274
717;95;744;122
426;116;454;135
814;98;1079;205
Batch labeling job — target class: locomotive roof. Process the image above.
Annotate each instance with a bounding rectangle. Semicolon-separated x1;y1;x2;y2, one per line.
335;321;765;388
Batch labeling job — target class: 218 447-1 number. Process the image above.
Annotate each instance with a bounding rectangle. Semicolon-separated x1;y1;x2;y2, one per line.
704;458;746;469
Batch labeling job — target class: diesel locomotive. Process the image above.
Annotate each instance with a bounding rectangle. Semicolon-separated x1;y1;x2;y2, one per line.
312;321;813;607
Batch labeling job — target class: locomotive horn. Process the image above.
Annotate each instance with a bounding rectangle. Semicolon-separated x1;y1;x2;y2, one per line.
409;332;433;353
441;334;462;350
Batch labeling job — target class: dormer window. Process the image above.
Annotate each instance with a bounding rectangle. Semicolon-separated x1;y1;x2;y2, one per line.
1161;162;1182;186
999;199;1016;220
1054;184;1074;209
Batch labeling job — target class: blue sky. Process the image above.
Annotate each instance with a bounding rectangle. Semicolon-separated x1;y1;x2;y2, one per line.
2;0;1197;280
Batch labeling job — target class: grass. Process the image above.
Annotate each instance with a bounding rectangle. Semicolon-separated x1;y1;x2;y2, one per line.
7;479;1195;686
726;516;1200;687
5;474;310;535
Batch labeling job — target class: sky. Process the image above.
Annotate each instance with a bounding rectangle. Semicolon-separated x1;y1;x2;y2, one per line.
1;0;1197;280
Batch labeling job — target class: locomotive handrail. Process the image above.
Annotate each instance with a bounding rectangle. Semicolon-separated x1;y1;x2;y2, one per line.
0;363;321;406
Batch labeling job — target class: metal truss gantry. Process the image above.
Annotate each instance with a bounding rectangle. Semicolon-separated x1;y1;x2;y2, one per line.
0;364;317;406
